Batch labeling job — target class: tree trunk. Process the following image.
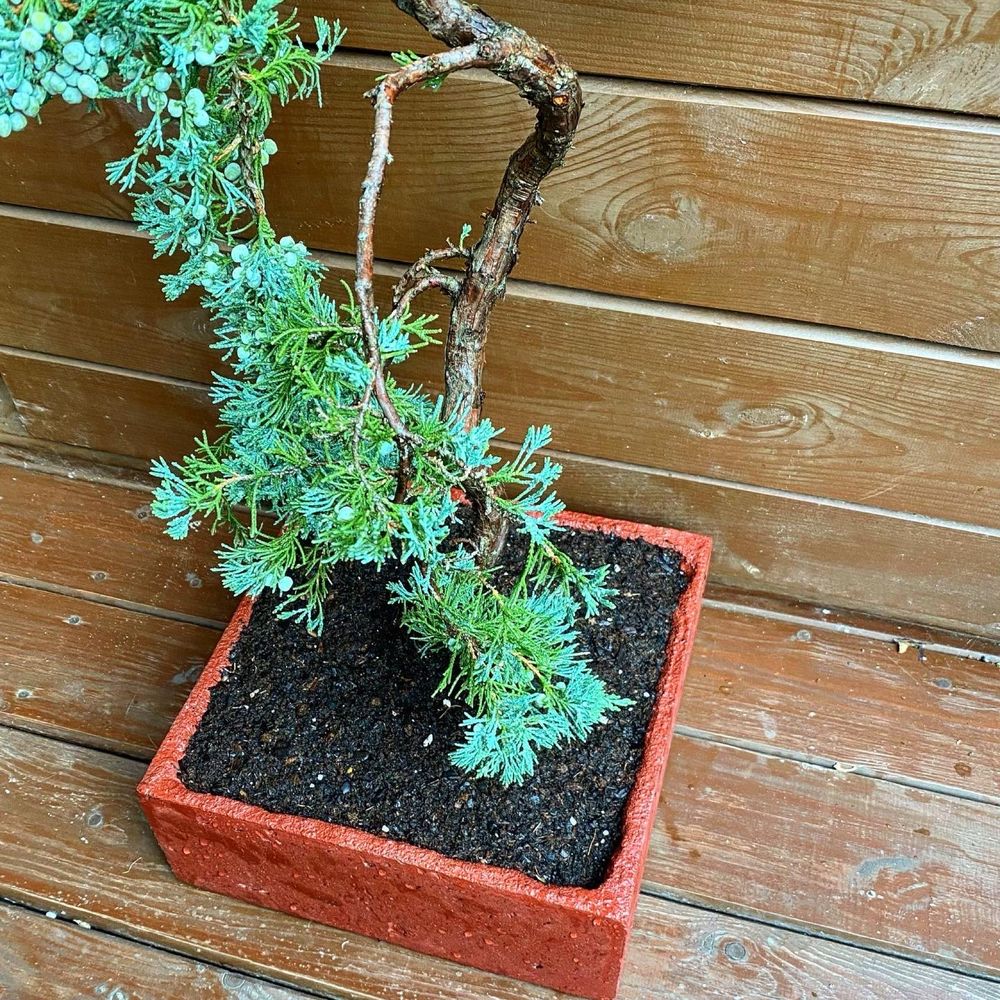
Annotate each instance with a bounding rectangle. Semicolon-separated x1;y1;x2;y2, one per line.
393;0;584;425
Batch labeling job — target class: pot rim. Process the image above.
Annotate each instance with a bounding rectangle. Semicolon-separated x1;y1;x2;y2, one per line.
139;509;712;920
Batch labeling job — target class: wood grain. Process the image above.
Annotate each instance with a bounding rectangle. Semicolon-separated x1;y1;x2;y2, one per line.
0;903;312;1000
5;576;999;803
0;462;233;622
3;60;1000;346
0;581;219;758
4;215;999;528
311;1;1000;116
1;725;998;988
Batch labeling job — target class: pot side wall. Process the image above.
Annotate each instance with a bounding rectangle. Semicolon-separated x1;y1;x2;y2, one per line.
138;512;712;999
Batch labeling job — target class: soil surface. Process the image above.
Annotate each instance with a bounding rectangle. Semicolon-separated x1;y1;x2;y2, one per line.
181;527;688;887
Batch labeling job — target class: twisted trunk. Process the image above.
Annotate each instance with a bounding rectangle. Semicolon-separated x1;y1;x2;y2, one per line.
394;0;584;425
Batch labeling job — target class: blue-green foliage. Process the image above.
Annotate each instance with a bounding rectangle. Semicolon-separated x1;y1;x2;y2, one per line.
1;0;630;784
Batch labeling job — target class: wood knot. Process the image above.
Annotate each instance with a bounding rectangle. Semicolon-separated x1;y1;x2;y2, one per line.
622;195;709;262
722;400;816;440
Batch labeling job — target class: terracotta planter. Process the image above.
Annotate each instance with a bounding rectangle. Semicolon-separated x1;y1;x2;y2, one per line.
138;511;711;999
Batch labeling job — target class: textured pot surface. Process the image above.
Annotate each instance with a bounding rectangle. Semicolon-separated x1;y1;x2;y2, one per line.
138;511;712;1000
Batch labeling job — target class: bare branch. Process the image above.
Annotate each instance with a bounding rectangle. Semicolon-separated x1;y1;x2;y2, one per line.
354;44;489;451
393;0;584;425
391;271;462;321
392;244;468;303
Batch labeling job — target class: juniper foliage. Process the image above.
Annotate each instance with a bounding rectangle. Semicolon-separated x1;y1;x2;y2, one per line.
0;0;630;785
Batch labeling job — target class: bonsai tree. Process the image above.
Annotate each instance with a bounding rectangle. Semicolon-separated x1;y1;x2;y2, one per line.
0;0;629;784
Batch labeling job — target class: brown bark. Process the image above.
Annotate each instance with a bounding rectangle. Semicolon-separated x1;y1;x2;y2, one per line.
393;0;584;424
355;0;582;562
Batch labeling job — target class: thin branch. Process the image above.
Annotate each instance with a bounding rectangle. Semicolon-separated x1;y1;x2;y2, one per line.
393;0;584;425
392;243;468;306
391;271;461;321
354;44;489;440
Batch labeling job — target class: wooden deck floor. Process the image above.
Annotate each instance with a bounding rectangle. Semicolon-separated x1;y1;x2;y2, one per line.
2;439;999;999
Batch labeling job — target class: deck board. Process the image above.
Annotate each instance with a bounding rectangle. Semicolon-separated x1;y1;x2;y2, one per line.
0;903;313;1000
0;581;218;758
648;740;1000;974
0;461;233;622
683;605;1000;800
0;726;995;1000
3;452;1000;996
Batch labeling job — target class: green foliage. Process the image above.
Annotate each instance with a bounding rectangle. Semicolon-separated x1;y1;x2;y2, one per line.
1;0;630;784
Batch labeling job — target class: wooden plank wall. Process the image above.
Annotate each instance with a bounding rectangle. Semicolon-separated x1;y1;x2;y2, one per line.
1;3;998;635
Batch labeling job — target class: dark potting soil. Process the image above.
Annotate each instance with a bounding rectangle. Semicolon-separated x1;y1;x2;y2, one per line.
180;527;688;888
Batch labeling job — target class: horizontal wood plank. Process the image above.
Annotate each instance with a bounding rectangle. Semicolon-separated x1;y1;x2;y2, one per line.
685;604;1000;800
0;581;219;758
551;455;1000;639
0;353;212;464
0;461;233;622
0;903;311;1000
1;724;998;987
3;60;1000;346
4;214;999;528
313;1;1000;116
705;584;1000;658
4;430;1000;637
650;736;1000;975
0;213;214;382
5;575;999;804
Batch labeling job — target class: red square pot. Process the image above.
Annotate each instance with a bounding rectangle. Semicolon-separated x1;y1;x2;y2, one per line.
138;511;711;999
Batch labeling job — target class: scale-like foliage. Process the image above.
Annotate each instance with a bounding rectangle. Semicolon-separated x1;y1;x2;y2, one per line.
0;0;630;783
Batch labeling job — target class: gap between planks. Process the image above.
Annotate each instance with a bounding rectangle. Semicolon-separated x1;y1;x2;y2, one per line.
5;347;1000;539
0;571;228;630
636;881;1000;992
3;198;1000;369
328;47;1000;138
